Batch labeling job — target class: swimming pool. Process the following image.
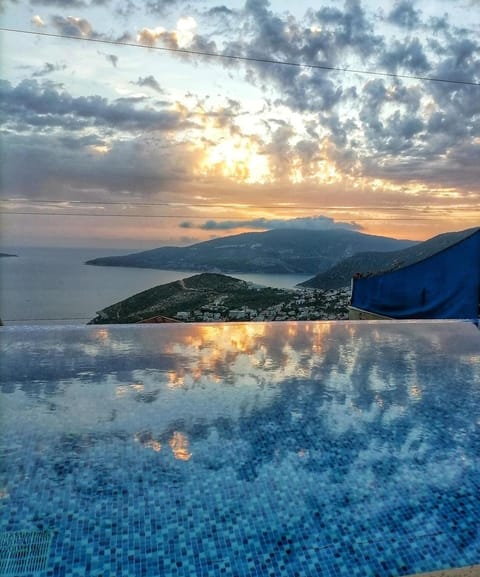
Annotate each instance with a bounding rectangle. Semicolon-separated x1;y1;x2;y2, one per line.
1;321;479;577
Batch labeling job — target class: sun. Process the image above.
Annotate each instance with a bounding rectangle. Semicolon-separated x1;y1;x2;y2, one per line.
198;135;271;184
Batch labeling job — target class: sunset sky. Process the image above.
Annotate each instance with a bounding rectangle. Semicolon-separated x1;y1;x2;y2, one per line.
1;0;479;248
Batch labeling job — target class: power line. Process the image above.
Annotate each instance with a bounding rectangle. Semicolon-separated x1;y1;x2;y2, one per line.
1;27;479;87
1;211;209;218
0;211;441;221
2;199;478;213
2;199;254;209
1;199;383;210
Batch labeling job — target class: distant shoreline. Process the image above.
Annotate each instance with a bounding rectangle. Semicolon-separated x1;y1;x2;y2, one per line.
0;247;309;325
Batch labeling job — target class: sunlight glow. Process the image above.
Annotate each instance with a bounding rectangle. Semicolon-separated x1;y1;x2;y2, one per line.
176;16;197;47
199;136;271;183
89;144;111;155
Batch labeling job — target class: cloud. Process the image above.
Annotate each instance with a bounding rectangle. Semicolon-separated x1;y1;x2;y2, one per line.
388;1;422;29
97;51;119;67
180;216;362;232
0;0;478;249
379;37;430;74
145;0;181;14
31;0;86;5
210;0;382;115
51;15;96;36
359;78;424;149
313;0;384;59
31;14;45;27
0;129;198;201
0;79;183;133
207;5;236;17
58;133;105;149
49;13;131;42
136;26;163;46
136;26;178;48
32;62;67;77
115;95;149;104
30;0;109;5
132;75;163;93
136;17;197;50
187;0;475;186
0;0;16;14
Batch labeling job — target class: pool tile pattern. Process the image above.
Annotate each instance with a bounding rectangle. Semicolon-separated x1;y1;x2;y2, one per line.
0;322;479;577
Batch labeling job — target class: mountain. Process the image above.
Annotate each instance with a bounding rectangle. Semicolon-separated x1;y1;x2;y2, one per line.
86;228;416;275
300;227;480;290
88;272;351;324
89;273;248;324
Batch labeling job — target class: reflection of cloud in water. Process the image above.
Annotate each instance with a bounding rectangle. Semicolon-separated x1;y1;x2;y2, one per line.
135;430;162;452
1;321;480;572
135;429;192;461
165;323;335;388
169;432;192;461
2;323;479;469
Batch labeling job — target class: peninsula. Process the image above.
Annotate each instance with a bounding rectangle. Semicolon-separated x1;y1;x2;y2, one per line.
88;273;350;324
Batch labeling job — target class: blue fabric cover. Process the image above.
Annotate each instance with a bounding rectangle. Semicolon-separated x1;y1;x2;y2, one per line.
351;230;480;319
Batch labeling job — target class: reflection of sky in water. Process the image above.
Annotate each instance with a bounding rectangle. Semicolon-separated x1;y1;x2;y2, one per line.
1;322;480;576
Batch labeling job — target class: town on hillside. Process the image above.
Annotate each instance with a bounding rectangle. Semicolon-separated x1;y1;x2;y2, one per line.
89;274;351;325
167;287;351;323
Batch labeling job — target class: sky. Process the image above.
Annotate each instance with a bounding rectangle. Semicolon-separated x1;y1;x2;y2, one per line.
0;0;479;248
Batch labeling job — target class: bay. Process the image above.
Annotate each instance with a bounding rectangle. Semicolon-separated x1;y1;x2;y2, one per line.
0;246;311;325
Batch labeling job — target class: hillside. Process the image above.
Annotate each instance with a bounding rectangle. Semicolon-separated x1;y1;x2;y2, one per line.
85;228;416;275
88;273;351;324
300;227;480;289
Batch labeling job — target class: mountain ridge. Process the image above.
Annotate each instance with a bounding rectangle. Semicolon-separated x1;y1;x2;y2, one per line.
300;226;480;289
86;228;416;275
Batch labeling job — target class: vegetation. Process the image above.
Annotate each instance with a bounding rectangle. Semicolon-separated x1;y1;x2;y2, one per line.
86;228;415;275
301;227;480;289
88;273;351;324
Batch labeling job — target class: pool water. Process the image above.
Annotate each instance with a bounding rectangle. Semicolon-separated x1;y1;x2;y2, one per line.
1;321;479;577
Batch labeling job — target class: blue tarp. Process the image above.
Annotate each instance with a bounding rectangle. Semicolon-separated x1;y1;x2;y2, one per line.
351;229;480;319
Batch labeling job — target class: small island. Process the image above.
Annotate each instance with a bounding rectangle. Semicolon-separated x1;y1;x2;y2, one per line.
88;273;350;324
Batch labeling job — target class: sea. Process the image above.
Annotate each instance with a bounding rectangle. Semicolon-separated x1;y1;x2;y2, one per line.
0;246;312;325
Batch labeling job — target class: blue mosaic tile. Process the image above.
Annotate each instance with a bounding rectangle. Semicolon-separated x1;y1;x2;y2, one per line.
0;322;479;576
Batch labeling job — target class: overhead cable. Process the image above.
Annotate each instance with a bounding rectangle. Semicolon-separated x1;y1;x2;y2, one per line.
1;27;479;87
0;211;442;221
2;199;478;212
